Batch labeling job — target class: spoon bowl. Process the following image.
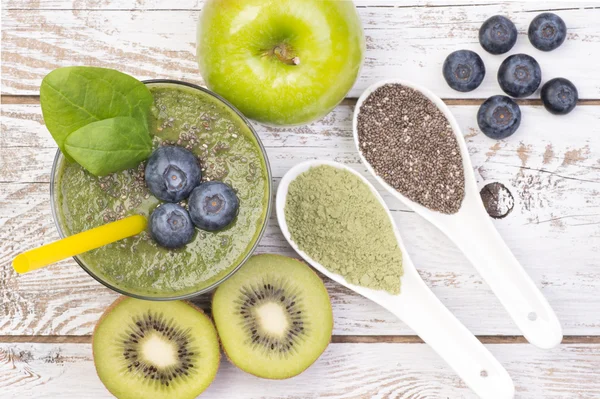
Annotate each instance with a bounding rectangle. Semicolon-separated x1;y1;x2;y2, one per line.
352;79;562;349
277;160;515;399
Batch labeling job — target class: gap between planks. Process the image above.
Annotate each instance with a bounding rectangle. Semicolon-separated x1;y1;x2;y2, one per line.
3;95;600;106
1;335;599;344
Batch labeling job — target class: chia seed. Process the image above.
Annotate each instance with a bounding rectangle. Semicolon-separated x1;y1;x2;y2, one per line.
357;84;465;214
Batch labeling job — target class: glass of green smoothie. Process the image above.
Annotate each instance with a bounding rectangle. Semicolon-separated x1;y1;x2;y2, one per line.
50;80;272;300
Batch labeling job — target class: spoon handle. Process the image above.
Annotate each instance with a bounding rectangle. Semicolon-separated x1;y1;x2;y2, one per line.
444;196;562;349
383;266;514;399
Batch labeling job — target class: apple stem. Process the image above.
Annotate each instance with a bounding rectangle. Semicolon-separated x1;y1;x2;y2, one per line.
272;46;300;66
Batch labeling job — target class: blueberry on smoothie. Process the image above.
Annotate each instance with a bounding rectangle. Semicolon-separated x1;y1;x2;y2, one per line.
145;146;201;202
477;95;521;139
528;13;567;52
497;54;541;98
541;78;578;115
442;50;486;92
188;182;239;231
149;203;195;249
479;15;518;55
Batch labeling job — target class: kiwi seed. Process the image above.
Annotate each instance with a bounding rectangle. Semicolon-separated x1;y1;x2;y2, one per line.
212;254;333;379
236;279;307;355
119;310;197;385
93;297;220;399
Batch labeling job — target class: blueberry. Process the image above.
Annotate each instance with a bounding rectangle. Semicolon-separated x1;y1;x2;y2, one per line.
442;50;486;92
149;203;195;249
188;182;239;231
479;15;518;55
497;54;541;98
477;95;521;139
145;146;201;202
541;78;578;115
528;13;567;51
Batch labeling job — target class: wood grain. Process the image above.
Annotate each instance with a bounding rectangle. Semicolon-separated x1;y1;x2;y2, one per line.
3;0;525;9
1;102;599;336
2;2;600;98
3;334;600;344
5;94;600;106
1;342;599;398
2;0;600;397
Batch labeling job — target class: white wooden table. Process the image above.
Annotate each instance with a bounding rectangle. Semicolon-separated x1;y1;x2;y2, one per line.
2;1;600;398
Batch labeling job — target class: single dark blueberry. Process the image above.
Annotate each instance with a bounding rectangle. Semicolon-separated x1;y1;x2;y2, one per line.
479;15;518;55
541;78;578;115
497;54;542;98
442;50;486;92
477;95;521;139
149;203;195;249
145;146;201;203
528;13;567;51
188;182;239;231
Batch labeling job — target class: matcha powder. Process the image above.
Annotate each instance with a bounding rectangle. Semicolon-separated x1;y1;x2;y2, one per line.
284;165;403;294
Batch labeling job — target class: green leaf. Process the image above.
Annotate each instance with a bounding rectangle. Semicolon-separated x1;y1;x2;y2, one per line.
65;117;153;176
40;66;153;157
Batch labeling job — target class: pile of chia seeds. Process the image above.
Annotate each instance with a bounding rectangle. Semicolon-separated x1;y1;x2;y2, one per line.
357;84;465;214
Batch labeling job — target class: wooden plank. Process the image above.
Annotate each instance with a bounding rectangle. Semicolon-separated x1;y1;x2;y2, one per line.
1;0;523;10
2;334;600;344
1;101;599;336
1;342;599;398
5;95;600;107
2;2;600;98
4;0;598;12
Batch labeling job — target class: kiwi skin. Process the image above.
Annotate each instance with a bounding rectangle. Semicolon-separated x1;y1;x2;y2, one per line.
213;255;333;380
92;296;220;397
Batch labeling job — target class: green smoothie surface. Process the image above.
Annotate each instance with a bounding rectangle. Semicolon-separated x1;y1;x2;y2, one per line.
54;82;270;298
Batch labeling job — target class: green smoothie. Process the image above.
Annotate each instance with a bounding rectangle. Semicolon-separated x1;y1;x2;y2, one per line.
53;82;270;298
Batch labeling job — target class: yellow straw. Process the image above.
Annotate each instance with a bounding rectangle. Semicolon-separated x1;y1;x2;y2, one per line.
13;215;147;274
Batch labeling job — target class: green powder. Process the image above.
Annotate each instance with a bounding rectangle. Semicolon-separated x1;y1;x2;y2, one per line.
284;165;403;294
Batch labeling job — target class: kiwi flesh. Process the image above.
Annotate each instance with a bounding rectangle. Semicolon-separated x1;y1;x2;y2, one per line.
93;297;220;399
212;254;333;379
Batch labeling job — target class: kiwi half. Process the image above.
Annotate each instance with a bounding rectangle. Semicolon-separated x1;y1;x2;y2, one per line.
93;297;220;399
212;254;333;379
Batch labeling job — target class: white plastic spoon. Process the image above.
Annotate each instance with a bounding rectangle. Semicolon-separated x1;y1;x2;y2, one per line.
277;160;515;399
352;79;562;349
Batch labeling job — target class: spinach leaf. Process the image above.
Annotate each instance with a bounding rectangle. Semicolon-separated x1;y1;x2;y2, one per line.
40;66;153;163
65;116;153;176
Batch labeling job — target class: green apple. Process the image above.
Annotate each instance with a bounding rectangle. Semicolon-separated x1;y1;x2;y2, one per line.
197;0;365;126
